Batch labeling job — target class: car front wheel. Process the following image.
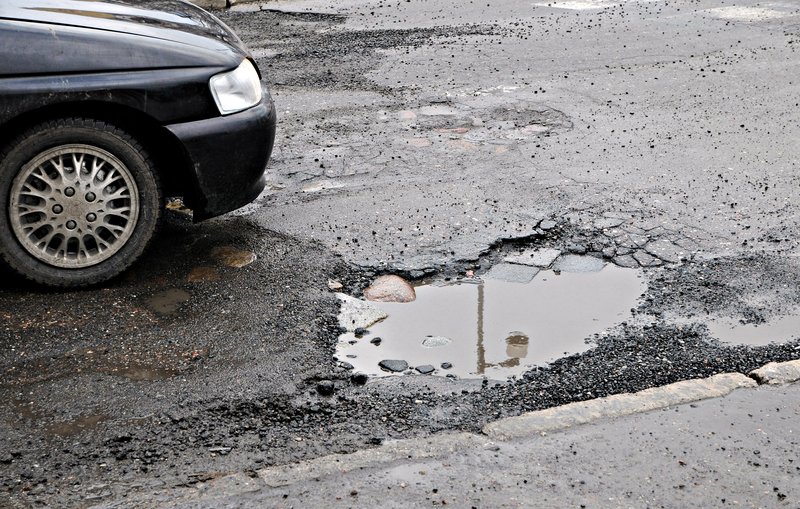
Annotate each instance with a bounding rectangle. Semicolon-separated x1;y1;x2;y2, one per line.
0;118;161;287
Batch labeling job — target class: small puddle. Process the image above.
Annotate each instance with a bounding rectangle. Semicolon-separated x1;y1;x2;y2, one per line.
46;414;109;437
705;310;800;346
337;262;645;380
145;289;191;315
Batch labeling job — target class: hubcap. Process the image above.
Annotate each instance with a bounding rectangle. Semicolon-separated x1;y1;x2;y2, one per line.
9;144;140;268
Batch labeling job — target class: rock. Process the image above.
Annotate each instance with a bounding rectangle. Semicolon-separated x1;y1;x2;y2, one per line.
351;373;369;385
415;365;435;375
337;361;354;370
370;337;382;345
484;263;539;283
354;327;369;338
644;239;684;264
504;247;562;268
422;336;452;348
316;380;335;396
633;251;662;267
327;279;343;290
211;246;256;268
749;360;800;384
441;362;453;370
363;275;416;303
378;359;408;373
601;247;617;258
552;254;605;273
336;294;388;332
613;254;639;268
565;242;587;255
539;220;557;230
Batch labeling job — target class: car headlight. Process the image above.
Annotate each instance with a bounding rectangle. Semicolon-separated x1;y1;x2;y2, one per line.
209;59;263;115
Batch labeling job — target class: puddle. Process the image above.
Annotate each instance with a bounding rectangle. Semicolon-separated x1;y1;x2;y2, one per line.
705;311;800;347
46;414;109;437
145;289;191;315
337;263;645;380
100;364;179;381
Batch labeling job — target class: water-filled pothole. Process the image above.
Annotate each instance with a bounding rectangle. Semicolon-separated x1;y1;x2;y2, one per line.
337;261;645;380
704;310;800;346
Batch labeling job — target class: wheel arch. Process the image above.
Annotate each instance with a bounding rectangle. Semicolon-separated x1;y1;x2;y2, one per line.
0;101;199;202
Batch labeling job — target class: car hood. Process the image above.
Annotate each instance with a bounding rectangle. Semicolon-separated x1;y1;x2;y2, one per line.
0;0;250;76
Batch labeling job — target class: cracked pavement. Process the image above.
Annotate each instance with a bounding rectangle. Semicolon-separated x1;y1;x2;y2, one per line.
2;0;800;506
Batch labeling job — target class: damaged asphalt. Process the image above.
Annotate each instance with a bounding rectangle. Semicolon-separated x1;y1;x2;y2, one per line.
2;0;800;506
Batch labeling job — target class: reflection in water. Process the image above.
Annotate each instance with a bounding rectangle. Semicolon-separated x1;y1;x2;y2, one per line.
336;263;645;380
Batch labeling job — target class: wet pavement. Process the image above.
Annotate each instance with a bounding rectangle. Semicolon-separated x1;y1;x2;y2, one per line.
3;0;800;506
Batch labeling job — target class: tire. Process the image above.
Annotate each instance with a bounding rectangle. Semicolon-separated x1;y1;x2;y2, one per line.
0;118;162;287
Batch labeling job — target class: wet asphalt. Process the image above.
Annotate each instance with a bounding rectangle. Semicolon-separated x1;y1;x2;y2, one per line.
2;0;800;506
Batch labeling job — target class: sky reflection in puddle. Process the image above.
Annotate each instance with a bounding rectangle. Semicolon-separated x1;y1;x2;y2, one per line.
337;263;645;380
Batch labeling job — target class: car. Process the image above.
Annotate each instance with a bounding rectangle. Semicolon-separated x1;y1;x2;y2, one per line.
0;0;276;287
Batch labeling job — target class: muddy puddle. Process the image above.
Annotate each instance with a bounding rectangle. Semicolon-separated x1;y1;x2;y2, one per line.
704;310;800;346
338;262;645;380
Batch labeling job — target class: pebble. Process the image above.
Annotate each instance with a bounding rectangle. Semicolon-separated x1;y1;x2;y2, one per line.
378;359;409;372
422;336;452;348
363;275;416;303
316;380;335;396
416;365;435;375
351;373;369;385
441;362;453;370
370;337;382;345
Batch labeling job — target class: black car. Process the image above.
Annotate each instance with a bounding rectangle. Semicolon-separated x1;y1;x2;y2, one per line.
0;0;276;287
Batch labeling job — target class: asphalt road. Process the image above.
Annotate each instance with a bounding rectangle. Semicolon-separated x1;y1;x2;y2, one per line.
2;0;800;506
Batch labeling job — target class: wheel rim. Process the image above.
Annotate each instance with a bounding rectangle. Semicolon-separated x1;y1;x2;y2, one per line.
9;144;140;269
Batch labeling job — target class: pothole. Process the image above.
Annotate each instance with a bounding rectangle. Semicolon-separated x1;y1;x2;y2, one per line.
336;257;646;380
694;310;800;347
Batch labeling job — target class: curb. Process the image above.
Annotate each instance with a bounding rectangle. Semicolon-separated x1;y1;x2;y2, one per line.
483;373;754;440
96;360;800;507
253;361;800;488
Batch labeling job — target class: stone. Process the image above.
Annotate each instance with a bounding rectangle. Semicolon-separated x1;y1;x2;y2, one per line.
370;337;382;345
565;242;587;255
613;254;639;268
316;381;335;396
351;373;369;385
415;365;435;375
327;279;343;290
336;294;388;332
354;327;369;338
539;220;557;230
422;336;452;348
504;248;562;268
363;275;416;303
484;263;539;283
633;251;662;267
552;254;605;273
441;362;453;370
749;360;800;384
644;239;684;264
378;360;408;373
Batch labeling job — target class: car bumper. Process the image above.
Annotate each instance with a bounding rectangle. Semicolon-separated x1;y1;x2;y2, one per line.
166;96;276;221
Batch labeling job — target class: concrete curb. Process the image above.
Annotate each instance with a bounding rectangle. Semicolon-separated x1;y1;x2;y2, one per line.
252;367;797;488
483;372;755;440
101;361;799;507
749;359;800;384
